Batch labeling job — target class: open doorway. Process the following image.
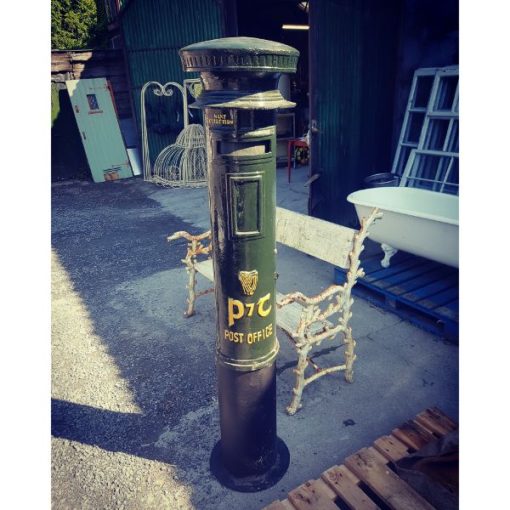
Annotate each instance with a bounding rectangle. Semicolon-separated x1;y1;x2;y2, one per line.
237;0;310;166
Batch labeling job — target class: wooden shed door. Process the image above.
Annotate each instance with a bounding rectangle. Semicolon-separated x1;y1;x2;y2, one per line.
66;78;132;182
308;0;401;226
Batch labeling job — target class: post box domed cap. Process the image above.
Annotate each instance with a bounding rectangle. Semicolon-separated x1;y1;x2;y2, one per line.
180;37;299;73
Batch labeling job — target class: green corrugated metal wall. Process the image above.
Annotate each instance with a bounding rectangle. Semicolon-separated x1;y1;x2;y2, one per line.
309;0;402;227
120;0;223;164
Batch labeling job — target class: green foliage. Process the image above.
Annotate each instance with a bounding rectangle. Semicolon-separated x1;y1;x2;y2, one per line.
51;84;61;127
51;0;102;49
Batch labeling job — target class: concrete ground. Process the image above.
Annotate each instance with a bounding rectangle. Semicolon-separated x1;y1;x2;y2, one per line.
51;164;459;509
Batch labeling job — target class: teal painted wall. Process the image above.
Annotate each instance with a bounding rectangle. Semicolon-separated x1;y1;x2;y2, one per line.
121;0;224;165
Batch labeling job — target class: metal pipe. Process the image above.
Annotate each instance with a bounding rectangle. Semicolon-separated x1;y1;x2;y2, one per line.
180;37;299;492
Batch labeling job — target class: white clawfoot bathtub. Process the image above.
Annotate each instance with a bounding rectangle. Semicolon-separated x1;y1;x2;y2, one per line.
347;187;459;268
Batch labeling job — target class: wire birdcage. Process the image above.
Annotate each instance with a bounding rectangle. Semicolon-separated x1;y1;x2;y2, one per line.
141;80;207;187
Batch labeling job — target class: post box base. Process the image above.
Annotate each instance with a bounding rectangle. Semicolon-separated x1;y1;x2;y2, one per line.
210;436;290;492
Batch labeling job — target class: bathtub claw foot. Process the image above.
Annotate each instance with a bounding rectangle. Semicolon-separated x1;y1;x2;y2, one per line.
381;243;398;268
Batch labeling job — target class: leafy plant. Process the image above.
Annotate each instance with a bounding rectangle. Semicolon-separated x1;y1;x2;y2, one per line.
51;0;103;49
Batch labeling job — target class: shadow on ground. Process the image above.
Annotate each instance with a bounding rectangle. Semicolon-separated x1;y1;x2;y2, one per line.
51;178;218;458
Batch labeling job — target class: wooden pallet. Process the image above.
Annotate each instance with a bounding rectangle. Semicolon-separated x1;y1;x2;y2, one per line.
334;251;459;341
263;407;458;510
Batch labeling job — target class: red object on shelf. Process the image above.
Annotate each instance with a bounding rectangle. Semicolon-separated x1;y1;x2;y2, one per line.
287;139;309;183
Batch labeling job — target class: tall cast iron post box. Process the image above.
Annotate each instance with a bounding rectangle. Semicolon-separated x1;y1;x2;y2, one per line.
180;37;299;492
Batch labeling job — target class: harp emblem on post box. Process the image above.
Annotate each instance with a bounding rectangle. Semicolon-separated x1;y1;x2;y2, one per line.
239;270;258;296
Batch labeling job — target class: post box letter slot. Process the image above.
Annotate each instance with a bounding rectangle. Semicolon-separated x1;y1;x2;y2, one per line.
218;141;271;156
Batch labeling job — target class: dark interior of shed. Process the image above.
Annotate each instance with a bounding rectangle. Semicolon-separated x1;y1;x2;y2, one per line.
236;0;310;138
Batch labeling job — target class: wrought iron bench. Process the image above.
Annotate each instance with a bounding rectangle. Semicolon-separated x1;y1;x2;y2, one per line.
168;206;381;415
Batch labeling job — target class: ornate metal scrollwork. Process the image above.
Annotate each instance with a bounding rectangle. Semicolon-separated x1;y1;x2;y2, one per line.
140;81;186;181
